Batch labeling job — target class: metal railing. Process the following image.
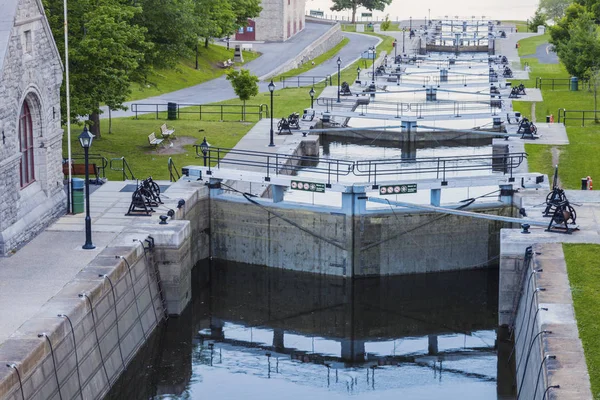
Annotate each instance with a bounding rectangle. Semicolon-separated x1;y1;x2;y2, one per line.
535;77;589;90
194;147;354;185
110;157;136;181
557;108;600;126
131;103;269;121
191;147;527;186
354;152;527;185
279;75;331;88
317;97;500;117
65;154;108;178
168;157;180;182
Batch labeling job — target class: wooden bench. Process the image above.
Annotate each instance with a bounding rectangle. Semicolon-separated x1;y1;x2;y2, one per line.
160;123;175;140
219;59;234;68
148;132;164;149
62;163;101;183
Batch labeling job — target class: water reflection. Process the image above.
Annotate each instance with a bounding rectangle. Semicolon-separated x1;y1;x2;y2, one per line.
106;261;515;399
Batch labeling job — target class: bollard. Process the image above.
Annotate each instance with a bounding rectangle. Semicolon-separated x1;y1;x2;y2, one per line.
546;115;550;123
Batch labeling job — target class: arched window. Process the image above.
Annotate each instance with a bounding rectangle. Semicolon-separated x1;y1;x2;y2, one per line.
19;102;35;187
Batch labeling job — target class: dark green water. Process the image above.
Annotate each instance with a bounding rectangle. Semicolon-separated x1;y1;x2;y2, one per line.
106;261;515;400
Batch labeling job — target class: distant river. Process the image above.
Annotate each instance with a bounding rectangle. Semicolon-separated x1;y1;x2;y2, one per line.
306;0;538;22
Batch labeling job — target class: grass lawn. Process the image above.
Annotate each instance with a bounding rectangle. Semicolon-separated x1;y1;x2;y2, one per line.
128;44;260;101
511;34;600;189
64;88;319;181
272;37;350;80
563;244;600;397
502;20;529;33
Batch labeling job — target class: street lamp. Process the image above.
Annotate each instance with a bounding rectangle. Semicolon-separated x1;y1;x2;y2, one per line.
200;137;210;166
268;80;275;147
356;66;361;81
78;126;95;250
309;87;315;108
402;28;405;53
336;57;341;103
409;16;412;31
370;46;376;84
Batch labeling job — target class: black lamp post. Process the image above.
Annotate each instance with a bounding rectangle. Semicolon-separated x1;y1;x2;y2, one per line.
226;36;230;50
356;66;361;81
409;16;412;31
268;80;275;146
309;87;315;108
200;137;210;166
336;57;341;103
370;46;376;83
402;28;405;53
78;126;95;250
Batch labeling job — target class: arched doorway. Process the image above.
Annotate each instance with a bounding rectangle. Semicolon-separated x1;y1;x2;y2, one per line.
19;101;35;188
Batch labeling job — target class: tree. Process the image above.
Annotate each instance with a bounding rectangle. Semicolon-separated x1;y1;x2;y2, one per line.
226;69;258;121
549;3;587;46
135;0;197;69
229;0;262;26
330;0;392;24
381;14;391;31
194;0;236;49
539;0;572;21
528;8;548;31
553;12;600;78
44;0;151;137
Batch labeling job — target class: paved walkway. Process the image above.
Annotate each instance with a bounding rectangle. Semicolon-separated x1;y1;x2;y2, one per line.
523;42;559;64
103;27;379;119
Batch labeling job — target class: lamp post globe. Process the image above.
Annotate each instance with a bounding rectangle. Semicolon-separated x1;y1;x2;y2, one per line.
268;80;275;147
78;126;95;250
200;137;210;167
336;57;341;103
309;87;315;109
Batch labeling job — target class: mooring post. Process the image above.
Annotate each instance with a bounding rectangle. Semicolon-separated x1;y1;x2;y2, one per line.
499;183;514;205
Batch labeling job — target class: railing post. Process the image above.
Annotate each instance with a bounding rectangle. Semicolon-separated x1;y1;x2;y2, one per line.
221;105;223;121
156;105;159;120
582;111;585;127
199;105;202;120
134;104;138;120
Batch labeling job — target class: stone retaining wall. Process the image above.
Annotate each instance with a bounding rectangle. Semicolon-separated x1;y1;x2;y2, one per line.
260;23;343;80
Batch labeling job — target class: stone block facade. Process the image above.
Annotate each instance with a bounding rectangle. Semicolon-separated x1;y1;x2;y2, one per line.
255;0;306;41
0;0;65;254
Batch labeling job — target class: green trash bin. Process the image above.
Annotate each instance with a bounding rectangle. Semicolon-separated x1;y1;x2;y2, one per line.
72;178;84;214
570;77;579;91
167;102;177;120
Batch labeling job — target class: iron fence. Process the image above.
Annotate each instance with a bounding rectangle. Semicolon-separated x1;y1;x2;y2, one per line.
131;103;269;121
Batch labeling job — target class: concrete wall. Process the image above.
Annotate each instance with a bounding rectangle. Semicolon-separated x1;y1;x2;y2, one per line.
0;0;65;255
0;237;164;400
503;242;592;399
260;23;343;80
210;194;512;276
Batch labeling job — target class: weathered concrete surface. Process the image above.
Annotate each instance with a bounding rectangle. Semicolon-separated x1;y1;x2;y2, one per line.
511;244;592;400
210;193;513;276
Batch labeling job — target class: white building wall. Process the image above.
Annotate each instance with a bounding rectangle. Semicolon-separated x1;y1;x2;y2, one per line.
255;0;306;42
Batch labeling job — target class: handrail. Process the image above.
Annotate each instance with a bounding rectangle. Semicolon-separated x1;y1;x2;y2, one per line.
556;108;600;126
168;157;180;182
130;103;267;121
535;77;589;90
279;75;331;88
354;152;527;185
110;157;136;181
190;146;526;186
193;146;354;185
64;154;108;178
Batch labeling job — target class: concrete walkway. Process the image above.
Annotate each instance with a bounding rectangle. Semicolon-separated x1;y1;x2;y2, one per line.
103;27;379;119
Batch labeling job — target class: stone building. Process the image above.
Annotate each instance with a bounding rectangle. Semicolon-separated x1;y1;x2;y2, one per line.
0;0;65;254
236;0;307;42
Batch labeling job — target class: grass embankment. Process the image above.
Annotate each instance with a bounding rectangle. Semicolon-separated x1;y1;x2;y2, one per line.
65;32;395;181
128;45;260;101
563;244;600;397
502;20;529;33
341;23;401;32
64;88;316;181
272;37;350;80
515;34;600;395
510;33;600;187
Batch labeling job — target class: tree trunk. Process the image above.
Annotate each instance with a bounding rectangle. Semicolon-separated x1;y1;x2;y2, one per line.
195;42;199;70
351;5;357;24
89;109;101;139
243;100;246;121
108;108;112;134
204;37;209;48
